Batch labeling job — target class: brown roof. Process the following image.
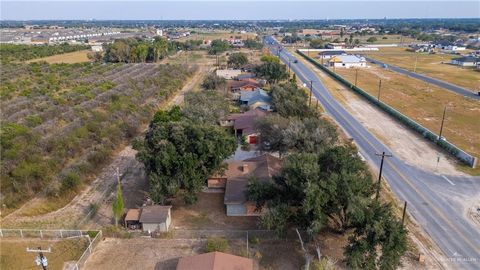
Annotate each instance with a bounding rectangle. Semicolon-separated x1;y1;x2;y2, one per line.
221;154;282;204
176;252;253;270
228;79;261;90
139;205;171;224
226;109;267;136
125;209;141;222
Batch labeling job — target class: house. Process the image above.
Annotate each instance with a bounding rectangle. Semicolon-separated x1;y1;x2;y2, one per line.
139;205;172;232
216;69;242;80
451;56;480;67
236;73;256;80
239;89;272;111
407;44;436;53
326;42;346;49
91;45;103;52
220;109;267;143
177;252;254;270
240;63;256;72
317;50;346;59
328;55;367;68
228;79;262;99
208;154;281;216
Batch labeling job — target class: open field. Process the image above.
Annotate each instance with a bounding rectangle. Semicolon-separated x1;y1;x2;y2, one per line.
0;238;88;270
26;50;92;64
331;64;480;163
360;47;479;90
294;49;478;175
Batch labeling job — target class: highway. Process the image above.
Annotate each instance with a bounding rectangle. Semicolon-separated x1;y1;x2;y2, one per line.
365;57;480;100
264;36;480;270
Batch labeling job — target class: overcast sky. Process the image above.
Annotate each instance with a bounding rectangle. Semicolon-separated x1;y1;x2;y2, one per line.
1;1;479;20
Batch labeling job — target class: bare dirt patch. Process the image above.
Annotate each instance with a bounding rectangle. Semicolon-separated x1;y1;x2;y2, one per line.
26;50;91;64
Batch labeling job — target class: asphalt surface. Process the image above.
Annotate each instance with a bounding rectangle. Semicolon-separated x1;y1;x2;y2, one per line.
264;36;480;270
365;57;480;100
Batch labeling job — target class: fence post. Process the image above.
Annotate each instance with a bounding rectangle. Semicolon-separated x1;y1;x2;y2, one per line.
20;229;23;238
60;230;63;238
0;229;3;238
40;230;43;239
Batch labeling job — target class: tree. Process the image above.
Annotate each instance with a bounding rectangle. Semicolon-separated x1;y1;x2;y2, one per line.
244;38;263;50
344;202;407;270
354;39;360;45
112;182;124;227
201;73;226;91
270;83;316;118
309;39;325;49
153;37;169;62
208;39;230;55
227;52;248;68
367;37;378;43
136;107;236;204
248;145;374;235
183;91;230;124
254;61;288;84
260;54;280;64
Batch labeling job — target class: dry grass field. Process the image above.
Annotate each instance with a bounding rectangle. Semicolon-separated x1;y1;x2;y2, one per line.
331;65;480;161
26;50;92;64
361;47;479;90
0;238;88;270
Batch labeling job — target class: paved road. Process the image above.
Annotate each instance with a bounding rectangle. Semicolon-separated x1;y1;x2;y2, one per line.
365;57;480;100
264;36;480;270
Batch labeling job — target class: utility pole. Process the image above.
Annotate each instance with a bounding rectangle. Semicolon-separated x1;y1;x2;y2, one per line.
309;80;313;106
377;79;382;102
288;59;291;75
375;151;392;201
402;201;408;226
27;246;51;270
438;106;447;140
354;69;358;86
413;54;418;73
316;99;319;110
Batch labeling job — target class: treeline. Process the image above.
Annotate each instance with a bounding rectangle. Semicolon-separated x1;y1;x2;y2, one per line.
0;62;195;210
103;37;175;63
135;75;236;204
0;43;89;63
247;55;407;269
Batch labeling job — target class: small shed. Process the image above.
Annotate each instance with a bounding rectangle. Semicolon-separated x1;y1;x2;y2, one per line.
139;205;172;232
124;208;141;230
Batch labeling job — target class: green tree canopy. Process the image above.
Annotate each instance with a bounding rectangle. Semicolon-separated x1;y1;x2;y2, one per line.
254;61;288;84
135;107;236;204
344;202;408;270
112;182;124;227
309;39;325;49
201;73;227;91
227;52;249;68
270;83;316;118
208;39;230;55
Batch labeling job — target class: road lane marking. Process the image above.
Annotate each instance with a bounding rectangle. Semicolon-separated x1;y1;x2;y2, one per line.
441;175;455;186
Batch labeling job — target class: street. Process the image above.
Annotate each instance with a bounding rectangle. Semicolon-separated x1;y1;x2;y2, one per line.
265;36;480;270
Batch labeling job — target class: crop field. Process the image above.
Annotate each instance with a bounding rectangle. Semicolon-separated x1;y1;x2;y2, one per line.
26;50;92;64
360;47;479;90
0;237;88;270
0;61;195;213
329;64;480;160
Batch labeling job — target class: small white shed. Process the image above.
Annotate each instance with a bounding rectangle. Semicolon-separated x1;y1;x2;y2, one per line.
139;205;172;232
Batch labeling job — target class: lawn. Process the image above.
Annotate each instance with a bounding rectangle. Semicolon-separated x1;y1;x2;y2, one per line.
26;50;92;64
361;47;479;90
0;238;88;270
329;64;480;161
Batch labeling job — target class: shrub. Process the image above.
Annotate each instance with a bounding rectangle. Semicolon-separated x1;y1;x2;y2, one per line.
249;235;260;245
61;172;81;192
205;237;229;252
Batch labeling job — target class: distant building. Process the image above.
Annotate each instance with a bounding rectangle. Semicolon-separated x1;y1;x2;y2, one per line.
156;29;163;36
326;42;346;49
317;50;346;59
91;45;103;52
328;55;367;68
177;252;254;270
451;56;480;67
